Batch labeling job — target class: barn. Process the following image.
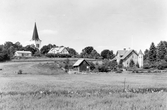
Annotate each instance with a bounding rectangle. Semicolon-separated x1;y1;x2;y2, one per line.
73;59;90;72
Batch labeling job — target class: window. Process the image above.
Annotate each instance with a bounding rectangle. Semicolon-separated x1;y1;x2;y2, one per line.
36;44;39;48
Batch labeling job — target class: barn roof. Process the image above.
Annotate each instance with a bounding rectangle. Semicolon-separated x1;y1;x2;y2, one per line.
73;59;89;67
48;46;69;54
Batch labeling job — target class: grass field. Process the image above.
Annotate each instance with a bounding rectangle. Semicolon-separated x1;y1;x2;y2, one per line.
0;61;167;110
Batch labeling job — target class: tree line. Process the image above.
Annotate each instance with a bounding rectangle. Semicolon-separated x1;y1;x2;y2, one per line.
144;41;167;70
0;41;115;62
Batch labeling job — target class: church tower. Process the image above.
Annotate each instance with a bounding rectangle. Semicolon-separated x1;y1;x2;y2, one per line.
138;50;144;68
30;23;41;49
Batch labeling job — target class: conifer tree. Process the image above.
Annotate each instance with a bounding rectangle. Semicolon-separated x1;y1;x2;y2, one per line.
148;42;157;62
144;49;149;61
157;41;166;61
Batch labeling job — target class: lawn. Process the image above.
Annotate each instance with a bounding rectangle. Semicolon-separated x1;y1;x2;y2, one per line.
0;62;167;110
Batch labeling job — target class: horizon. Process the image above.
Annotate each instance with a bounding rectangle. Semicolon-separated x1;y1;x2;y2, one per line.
0;0;167;53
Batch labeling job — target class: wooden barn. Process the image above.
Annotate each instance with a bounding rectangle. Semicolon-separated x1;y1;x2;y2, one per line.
73;59;90;72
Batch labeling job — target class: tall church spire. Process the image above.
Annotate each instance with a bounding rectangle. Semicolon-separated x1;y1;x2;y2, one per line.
30;22;41;49
32;22;40;41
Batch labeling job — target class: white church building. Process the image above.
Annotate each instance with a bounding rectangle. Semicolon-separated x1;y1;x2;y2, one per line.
29;23;41;49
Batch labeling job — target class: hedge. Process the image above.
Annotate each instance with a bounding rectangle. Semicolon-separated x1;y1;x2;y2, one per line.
46;53;71;58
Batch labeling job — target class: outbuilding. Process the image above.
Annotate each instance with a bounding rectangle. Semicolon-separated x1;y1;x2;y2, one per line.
73;59;90;72
14;51;32;58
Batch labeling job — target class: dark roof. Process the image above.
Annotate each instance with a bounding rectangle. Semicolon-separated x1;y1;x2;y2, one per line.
32;23;40;41
73;59;89;67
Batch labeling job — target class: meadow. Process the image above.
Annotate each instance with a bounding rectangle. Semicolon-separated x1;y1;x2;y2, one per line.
0;61;167;110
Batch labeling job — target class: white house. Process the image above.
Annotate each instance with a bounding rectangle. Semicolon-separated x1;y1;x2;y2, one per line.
14;51;32;57
48;46;69;54
114;49;143;68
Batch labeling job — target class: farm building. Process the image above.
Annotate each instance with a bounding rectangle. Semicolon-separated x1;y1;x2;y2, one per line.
14;51;32;57
48;46;69;54
73;59;90;72
114;49;143;68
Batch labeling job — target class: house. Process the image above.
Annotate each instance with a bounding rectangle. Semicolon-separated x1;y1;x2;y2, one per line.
114;49;143;68
14;51;32;58
30;23;42;49
73;59;90;72
48;46;69;54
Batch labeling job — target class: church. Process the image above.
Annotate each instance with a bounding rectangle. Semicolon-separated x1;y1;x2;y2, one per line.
29;23;42;49
114;49;144;68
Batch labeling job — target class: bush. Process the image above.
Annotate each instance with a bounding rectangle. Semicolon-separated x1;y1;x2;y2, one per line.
0;52;10;62
88;62;95;70
33;51;42;57
18;70;23;74
156;60;167;70
98;65;109;72
115;68;123;73
143;63;150;69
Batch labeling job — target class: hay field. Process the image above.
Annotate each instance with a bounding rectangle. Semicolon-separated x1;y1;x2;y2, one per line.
0;62;167;110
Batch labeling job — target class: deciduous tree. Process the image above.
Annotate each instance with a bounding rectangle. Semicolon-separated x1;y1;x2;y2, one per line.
101;49;115;59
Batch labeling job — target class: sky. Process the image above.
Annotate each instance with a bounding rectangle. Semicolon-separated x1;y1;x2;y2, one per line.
0;0;167;54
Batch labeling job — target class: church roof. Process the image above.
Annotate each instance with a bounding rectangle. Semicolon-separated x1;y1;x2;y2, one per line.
138;50;143;55
116;49;138;60
32;23;40;41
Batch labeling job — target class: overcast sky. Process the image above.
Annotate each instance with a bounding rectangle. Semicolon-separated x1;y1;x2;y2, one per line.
0;0;167;53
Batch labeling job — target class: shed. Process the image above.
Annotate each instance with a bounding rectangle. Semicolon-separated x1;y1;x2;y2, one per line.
73;59;90;72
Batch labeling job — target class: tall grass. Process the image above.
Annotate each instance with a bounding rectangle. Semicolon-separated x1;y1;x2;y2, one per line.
0;89;166;110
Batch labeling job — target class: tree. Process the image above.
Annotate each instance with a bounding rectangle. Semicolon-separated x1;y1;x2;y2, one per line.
40;44;56;55
90;49;101;59
0;45;3;52
8;46;15;58
23;45;38;55
3;41;13;50
101;49;115;59
148;42;157;63
157;41;166;61
67;48;78;57
0;50;10;62
63;58;72;72
144;49;149;61
83;46;94;54
80;46;100;58
14;42;23;50
110;60;118;70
